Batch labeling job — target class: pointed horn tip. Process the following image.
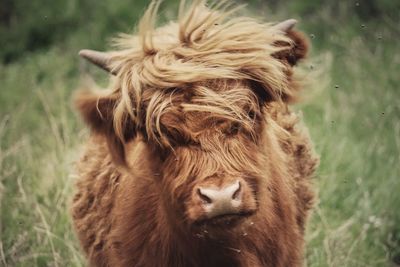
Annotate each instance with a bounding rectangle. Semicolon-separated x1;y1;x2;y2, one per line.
78;49;115;74
289;19;298;28
274;19;298;32
78;49;93;58
78;49;86;56
285;19;298;25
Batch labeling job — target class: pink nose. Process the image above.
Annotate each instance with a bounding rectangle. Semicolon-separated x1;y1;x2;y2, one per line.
197;180;242;218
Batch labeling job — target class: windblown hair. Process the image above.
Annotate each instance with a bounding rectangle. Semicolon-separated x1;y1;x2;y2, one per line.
98;0;305;148
72;1;317;267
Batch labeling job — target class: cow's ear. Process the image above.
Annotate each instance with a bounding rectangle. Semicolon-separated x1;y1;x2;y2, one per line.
74;90;135;165
273;30;309;66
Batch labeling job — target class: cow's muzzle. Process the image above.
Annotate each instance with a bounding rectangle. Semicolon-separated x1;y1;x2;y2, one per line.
188;178;257;227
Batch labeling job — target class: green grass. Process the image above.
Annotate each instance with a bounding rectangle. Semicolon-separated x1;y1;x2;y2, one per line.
0;1;399;266
304;30;400;267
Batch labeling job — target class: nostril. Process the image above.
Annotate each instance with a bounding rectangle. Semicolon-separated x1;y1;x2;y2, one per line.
197;188;212;204
232;181;241;200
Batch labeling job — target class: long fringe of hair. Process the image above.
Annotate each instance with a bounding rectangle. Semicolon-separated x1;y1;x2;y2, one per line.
102;0;294;145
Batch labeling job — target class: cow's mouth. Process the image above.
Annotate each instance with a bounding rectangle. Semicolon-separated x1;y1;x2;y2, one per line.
194;210;255;228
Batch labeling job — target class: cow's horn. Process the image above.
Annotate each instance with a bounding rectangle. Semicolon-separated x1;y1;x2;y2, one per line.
79;49;116;74
272;19;297;32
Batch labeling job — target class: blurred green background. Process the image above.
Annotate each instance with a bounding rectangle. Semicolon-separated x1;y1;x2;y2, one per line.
0;0;399;266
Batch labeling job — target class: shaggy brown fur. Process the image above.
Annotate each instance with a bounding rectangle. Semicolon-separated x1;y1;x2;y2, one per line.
72;1;319;266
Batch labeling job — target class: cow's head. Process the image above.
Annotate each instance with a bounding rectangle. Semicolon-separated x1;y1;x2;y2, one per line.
75;2;308;235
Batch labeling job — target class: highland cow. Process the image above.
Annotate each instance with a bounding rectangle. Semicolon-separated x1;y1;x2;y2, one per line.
71;1;319;267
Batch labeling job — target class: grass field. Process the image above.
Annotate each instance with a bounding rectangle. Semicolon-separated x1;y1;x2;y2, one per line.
0;1;399;266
